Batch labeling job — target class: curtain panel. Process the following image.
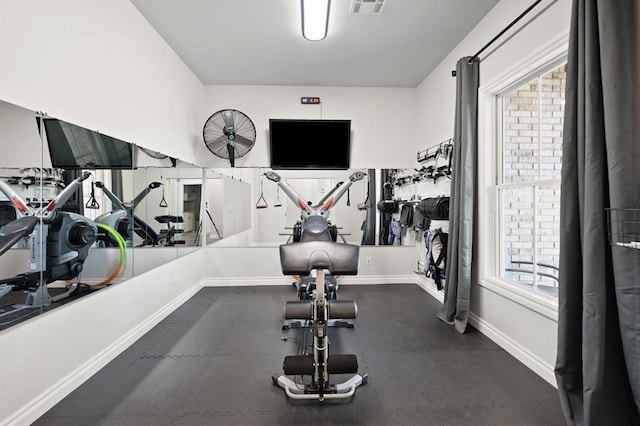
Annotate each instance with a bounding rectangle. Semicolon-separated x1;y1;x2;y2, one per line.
437;56;479;334
555;0;640;424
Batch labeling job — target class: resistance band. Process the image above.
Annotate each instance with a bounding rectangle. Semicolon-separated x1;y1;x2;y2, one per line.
91;223;126;287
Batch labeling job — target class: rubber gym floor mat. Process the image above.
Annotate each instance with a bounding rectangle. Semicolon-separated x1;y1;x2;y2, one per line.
35;284;565;425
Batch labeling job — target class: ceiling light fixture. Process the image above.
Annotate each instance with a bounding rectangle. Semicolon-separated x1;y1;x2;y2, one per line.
301;0;331;41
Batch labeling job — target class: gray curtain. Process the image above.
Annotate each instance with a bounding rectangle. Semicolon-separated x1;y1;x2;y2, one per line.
437;56;479;333
555;0;640;424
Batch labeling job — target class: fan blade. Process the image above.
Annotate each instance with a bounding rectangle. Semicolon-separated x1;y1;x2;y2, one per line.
205;135;230;157
222;110;235;133
233;134;254;148
227;143;235;167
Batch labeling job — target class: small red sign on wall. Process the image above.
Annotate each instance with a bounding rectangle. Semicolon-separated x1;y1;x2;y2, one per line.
301;97;321;104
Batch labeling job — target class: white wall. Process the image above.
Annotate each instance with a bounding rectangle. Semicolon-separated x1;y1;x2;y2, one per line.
415;0;572;385
0;0;205;165
0;101;44;168
201;245;417;286
0;249;205;425
199;85;417;169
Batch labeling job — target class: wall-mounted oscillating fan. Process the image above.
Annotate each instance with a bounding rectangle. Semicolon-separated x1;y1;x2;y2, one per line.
202;109;256;167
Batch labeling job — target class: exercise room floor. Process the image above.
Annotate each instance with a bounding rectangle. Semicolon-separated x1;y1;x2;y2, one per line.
36;284;565;425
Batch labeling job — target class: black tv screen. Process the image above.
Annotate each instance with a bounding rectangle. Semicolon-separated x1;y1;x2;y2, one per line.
269;119;351;170
44;118;133;169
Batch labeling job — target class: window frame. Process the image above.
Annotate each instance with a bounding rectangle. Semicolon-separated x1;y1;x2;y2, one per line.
477;33;568;320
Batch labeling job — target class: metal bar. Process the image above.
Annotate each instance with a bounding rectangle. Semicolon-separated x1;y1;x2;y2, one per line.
470;0;543;61
452;0;545;76
505;268;559;284
509;260;559;272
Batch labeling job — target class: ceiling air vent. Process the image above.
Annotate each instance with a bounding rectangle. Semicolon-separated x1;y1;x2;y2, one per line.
350;0;385;15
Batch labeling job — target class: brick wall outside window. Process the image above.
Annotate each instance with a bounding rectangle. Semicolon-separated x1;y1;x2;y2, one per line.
499;64;566;296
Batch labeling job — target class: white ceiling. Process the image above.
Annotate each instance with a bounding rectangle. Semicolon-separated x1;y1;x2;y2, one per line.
130;0;500;88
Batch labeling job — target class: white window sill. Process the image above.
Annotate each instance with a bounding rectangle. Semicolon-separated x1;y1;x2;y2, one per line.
478;276;559;321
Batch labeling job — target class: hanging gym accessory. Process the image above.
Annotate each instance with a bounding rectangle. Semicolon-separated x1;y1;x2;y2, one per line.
417;196;450;220
256;175;268;209
85;181;100;209
416;139;454;183
159;177;168;207
357;175;371;210
274;186;283;207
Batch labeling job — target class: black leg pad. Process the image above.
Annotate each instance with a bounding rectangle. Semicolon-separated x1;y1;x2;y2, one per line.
283;355;315;375
283;301;313;319
327;354;358;374
328;300;358;319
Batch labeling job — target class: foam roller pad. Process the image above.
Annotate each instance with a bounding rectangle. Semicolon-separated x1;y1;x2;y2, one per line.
328;300;358;319
327;354;358;374
283;355;315;375
283;301;314;319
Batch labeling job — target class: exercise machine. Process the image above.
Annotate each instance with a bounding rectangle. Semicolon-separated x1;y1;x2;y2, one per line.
0;172;98;323
154;215;186;246
94;181;184;247
265;171;365;304
265;170;368;401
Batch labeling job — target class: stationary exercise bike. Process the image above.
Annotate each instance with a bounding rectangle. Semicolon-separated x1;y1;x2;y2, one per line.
265;170;368;401
0;172;98;322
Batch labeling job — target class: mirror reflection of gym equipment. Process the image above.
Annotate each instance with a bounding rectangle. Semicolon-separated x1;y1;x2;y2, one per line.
181;183;201;241
0;172;108;325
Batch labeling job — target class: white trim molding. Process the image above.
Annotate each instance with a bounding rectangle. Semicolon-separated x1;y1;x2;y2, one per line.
4;279;204;426
468;311;558;387
201;275;418;287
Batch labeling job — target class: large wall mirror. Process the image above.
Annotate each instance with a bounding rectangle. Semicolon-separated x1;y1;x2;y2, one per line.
208;166;450;249
0;96;450;330
249;168;373;246
0;99;248;330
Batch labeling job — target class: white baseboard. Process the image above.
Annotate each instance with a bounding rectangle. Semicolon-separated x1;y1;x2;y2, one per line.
6;280;204;426
201;275;417;287
414;275;444;302
341;275;417;285
413;276;556;388
467;312;557;388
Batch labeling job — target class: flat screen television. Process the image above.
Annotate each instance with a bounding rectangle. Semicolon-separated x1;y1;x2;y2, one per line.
43;118;133;169
269;119;351;170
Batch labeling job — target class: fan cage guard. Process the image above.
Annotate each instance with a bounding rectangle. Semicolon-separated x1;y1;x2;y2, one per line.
202;109;256;160
606;207;640;249
139;146;168;159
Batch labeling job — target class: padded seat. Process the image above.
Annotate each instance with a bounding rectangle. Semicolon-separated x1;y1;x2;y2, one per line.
280;241;359;276
0;203;17;228
155;215;184;224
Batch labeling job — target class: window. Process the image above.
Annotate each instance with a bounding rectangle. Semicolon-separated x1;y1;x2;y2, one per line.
497;63;566;298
